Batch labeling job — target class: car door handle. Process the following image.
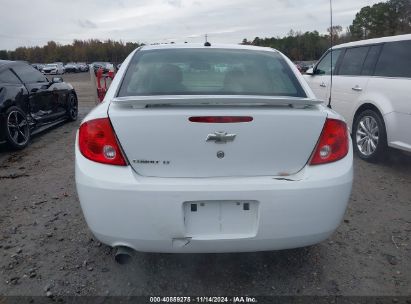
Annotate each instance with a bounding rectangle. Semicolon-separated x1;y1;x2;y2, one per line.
31;88;39;93
320;82;326;87
352;86;363;91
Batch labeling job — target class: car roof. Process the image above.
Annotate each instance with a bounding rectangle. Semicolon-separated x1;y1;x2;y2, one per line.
140;43;278;53
0;60;14;68
333;34;411;50
0;60;27;72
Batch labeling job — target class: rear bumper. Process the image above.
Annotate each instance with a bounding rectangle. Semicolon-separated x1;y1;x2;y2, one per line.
75;142;353;253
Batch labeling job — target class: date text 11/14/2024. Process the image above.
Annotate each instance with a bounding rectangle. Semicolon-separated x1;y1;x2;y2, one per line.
149;296;257;303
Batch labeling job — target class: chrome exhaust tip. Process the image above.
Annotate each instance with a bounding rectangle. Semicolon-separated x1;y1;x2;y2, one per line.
114;246;133;265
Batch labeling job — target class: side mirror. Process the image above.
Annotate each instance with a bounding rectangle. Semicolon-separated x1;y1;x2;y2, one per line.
305;68;314;75
51;77;63;83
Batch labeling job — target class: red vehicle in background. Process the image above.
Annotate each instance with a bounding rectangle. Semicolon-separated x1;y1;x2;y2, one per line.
95;67;115;102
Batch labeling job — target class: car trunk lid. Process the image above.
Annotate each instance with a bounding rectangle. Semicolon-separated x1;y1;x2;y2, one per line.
108;96;326;178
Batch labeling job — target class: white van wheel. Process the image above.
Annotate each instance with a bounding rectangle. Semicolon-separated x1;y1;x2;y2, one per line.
353;109;387;162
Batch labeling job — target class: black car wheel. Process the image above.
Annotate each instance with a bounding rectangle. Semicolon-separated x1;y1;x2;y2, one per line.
67;93;78;121
352;109;387;162
4;106;30;150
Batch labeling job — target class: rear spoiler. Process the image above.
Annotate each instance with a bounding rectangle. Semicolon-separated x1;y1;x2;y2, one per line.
110;95;323;109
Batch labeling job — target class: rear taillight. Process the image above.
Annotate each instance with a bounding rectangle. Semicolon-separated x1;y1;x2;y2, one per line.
310;118;349;165
79;118;127;166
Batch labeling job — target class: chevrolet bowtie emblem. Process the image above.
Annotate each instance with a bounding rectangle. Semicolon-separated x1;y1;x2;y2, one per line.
206;131;236;144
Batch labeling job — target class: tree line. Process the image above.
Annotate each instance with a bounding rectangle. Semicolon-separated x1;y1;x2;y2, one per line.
0;0;409;63
242;0;410;61
0;39;142;64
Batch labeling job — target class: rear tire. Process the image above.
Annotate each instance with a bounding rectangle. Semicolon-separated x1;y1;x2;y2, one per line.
3;106;30;150
352;109;387;162
67;93;78;121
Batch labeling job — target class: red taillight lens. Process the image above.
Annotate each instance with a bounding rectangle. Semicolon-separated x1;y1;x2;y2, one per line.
189;116;253;123
79;118;127;166
310;118;349;165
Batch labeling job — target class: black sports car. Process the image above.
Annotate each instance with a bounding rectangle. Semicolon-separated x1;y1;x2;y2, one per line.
0;60;78;150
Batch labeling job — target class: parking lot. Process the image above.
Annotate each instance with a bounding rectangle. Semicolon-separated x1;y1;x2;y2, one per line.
0;72;410;297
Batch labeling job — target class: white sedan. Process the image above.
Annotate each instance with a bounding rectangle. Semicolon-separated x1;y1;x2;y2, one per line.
42;63;64;75
75;44;353;260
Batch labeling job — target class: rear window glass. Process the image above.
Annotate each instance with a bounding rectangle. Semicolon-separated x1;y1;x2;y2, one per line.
374;40;411;78
338;46;369;76
13;64;47;83
0;69;21;84
117;48;306;97
361;45;382;76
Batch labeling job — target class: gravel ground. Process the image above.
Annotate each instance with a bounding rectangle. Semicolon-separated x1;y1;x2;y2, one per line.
0;73;410;298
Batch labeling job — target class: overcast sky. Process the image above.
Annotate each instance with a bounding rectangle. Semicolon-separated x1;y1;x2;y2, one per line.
0;0;382;50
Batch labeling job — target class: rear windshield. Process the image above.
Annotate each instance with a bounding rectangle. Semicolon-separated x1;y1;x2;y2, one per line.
117;48;306;97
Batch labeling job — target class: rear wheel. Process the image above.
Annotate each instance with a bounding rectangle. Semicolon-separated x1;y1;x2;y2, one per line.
3;106;30;150
67;93;78;121
353;109;387;162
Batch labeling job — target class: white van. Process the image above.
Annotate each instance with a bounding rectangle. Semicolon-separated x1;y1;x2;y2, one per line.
304;34;411;162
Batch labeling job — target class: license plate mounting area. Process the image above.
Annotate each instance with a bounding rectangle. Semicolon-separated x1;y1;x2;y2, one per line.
183;200;259;239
